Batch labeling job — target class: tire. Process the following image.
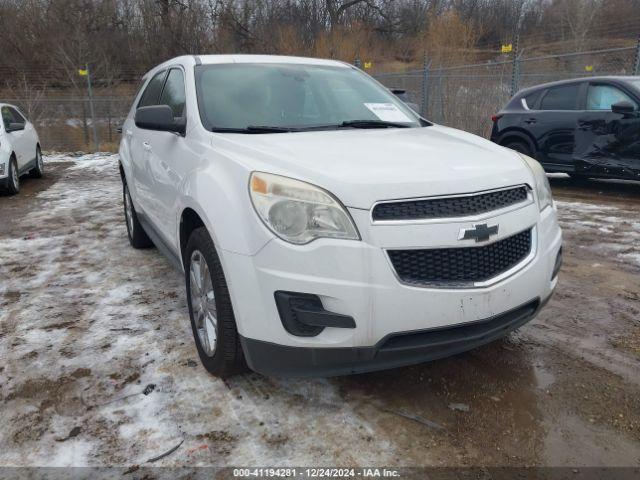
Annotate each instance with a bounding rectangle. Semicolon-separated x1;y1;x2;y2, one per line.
5;157;20;195
123;183;153;249
185;227;246;377
502;140;532;156
30;145;44;178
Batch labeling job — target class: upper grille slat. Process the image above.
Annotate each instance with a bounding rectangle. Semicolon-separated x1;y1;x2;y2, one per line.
388;229;532;286
372;186;529;221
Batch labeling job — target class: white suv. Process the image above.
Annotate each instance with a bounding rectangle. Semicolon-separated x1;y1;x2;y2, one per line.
0;103;43;194
119;55;562;378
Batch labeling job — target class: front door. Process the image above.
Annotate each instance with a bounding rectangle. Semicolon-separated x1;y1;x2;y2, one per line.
129;70;168;221
575;82;640;179
2;106;29;169
144;67;188;251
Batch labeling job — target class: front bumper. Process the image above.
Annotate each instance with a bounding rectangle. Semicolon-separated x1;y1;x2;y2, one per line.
222;201;561;376
241;296;547;377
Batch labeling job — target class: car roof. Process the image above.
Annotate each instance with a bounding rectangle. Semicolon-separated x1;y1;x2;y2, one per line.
516;76;639;97
196;54;349;67
143;54;351;80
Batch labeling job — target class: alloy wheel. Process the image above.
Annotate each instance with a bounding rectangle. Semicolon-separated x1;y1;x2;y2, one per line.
11;162;19;190
37;149;43;172
124;186;135;234
189;250;217;357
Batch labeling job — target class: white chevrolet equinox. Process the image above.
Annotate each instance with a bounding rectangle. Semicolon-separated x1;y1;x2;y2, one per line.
119;55;562;378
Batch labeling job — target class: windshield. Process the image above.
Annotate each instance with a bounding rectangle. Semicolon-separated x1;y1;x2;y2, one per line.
194;63;422;132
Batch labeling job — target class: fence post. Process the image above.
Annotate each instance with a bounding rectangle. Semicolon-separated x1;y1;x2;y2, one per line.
354;57;362;69
84;63;99;152
421;54;430;118
510;33;520;96
633;34;640;75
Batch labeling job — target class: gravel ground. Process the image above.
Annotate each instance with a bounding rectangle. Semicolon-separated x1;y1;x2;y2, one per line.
0;154;639;468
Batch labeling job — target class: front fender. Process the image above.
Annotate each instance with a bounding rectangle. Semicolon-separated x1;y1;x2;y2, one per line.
177;156;273;259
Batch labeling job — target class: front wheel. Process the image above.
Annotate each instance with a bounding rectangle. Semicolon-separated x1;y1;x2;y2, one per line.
185;227;245;377
30;146;44;178
5;157;20;195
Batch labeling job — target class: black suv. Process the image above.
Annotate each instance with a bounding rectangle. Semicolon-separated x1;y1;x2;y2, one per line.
490;76;640;180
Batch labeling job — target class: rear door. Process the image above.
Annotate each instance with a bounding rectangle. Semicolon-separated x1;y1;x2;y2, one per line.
575;82;640;178
533;82;586;171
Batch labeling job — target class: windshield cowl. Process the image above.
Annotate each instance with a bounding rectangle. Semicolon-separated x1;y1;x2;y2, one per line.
209;119;426;134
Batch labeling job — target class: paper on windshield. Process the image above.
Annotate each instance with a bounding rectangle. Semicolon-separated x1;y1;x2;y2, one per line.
364;103;412;122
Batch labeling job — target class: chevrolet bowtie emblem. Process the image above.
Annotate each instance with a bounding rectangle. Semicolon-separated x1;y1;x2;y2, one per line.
459;223;499;243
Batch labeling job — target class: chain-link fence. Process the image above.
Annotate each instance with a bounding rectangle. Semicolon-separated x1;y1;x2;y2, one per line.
0;90;136;152
1;38;639;152
373;41;640;138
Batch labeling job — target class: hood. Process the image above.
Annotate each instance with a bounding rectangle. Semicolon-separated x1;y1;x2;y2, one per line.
211;125;533;209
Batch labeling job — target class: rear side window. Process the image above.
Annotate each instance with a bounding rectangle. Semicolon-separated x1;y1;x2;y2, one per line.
138;71;167;108
540;84;581;110
159;69;186;118
587;84;637;110
523;90;541;109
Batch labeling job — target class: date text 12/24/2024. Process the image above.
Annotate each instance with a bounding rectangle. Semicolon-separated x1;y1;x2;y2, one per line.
233;468;401;478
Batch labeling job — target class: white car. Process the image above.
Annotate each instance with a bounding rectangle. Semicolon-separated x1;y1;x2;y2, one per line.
119;55;562;378
0;103;43;194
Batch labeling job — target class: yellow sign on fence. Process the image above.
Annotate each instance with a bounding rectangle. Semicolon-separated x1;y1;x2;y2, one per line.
501;44;513;54
585;65;594;72
364;61;372;69
78;69;88;76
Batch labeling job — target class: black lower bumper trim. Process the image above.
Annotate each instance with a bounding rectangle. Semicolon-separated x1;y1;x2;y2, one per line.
241;297;547;378
274;291;355;337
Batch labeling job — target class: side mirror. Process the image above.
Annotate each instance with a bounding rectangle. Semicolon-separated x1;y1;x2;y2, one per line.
6;122;25;132
390;88;409;102
389;88;420;114
135;105;185;135
611;101;636;115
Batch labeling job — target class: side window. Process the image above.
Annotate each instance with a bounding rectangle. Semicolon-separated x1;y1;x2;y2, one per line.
159;68;186;118
138;71;167;108
1;107;13;129
523;90;541;109
539;84;581;111
587;84;637;110
9;107;26;123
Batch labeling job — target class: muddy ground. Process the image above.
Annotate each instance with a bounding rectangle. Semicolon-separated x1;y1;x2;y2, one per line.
0;155;639;468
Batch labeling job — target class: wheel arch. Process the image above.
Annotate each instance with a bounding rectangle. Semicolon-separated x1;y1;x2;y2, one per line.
496;128;538;155
179;207;206;264
118;161;126;183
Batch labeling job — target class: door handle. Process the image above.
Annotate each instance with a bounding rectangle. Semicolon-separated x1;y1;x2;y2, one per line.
524;118;537;124
142;141;152;151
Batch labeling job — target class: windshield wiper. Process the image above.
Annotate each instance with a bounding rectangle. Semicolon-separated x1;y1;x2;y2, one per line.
340;119;412;129
210;125;298;134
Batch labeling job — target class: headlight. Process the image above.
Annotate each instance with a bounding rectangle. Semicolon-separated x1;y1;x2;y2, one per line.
249;172;360;244
519;153;553;211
